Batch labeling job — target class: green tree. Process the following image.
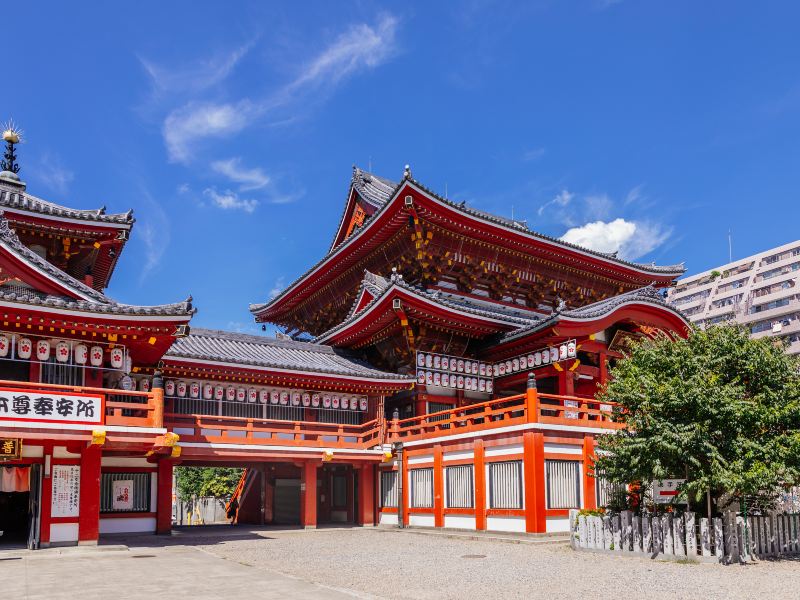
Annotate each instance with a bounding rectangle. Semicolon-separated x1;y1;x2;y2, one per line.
175;467;243;501
594;325;800;513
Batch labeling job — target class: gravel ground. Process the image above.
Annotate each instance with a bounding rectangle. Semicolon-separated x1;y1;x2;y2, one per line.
196;528;800;600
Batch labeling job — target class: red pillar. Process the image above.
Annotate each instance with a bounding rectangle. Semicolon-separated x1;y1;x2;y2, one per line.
523;431;546;533
301;461;317;528
78;444;102;545
358;464;375;526
156;460;174;535
433;445;444;528
582;436;597;510
474;440;486;531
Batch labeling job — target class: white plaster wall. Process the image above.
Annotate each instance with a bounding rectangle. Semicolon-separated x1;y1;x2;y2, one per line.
443;450;473;461
485;443;523;457
444;515;476;530
543;443;582;455
409;514;435;527
99;517;156;535
546;516;571;533
486;516;526;533
407;454;433;465
379;512;398;526
101;457;151;467
50;523;79;543
53;447;80;458
22;445;43;458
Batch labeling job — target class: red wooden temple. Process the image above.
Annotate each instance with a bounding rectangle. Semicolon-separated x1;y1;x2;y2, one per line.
0;133;689;547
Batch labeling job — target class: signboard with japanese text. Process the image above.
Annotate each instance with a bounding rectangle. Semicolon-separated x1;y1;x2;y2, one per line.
0;388;103;425
112;479;134;511
51;465;81;517
0;437;21;460
652;479;688;504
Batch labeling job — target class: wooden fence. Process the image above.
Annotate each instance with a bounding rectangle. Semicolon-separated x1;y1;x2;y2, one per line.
570;509;800;563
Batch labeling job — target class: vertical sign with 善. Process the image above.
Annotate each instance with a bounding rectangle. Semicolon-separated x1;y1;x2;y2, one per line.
112;479;134;511
51;465;81;517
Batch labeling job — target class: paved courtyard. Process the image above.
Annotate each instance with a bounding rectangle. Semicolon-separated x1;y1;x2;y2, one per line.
3;526;800;599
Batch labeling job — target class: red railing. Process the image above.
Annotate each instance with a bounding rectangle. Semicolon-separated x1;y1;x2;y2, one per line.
388;389;623;443
0;379;162;428
164;413;383;449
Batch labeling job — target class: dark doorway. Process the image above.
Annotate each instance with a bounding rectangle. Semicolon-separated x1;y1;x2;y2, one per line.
318;464;354;524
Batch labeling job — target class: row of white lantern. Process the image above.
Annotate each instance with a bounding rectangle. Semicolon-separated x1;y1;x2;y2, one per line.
0;335;125;368
164;380;368;411
416;353;491;377
494;340;577;377
416;371;494;393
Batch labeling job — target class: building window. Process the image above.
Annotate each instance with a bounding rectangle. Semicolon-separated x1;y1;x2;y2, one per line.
445;465;474;508
409;468;434;508
100;472;151;513
380;471;399;508
488;460;523;509
40;357;84;386
595;476;627;508
545;459;581;509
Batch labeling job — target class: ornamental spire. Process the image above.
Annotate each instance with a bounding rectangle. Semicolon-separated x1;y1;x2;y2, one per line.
0;119;23;183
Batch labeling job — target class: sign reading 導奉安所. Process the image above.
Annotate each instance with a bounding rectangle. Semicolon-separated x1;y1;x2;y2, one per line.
51;465;80;517
0;388;103;424
112;479;134;511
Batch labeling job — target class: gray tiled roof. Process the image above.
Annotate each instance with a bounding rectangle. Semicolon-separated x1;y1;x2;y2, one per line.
0;214;194;317
0;180;134;226
165;327;413;381
351;166;396;209
253;167;685;319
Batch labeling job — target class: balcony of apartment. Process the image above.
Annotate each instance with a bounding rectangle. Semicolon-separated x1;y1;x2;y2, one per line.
740;297;800;325
787;338;800;355
751;318;800;340
756;251;800;274
386;389;624;444
750;278;799;306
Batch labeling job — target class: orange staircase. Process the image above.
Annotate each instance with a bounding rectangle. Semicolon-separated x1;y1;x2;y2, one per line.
225;468;250;524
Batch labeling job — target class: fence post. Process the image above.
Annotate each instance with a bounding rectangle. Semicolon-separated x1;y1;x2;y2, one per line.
713;517;724;562
578;515;588;549
685;512;696;558
612;514;621;551
569;509;579;549
642;514;652;554
736;516;746;563
632;514;642;553
603;516;612;550
674;514;686;556
700;517;711;557
525;373;539;423
151;370;164;428
620;510;631;551
651;515;662;557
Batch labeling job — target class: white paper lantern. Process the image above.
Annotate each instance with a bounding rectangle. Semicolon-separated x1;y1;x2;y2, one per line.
550;347;559;362
457;359;465;373
236;388;246;402
110;347;124;369
55;341;70;363
0;335;8;357
417;353;425;367
311;393;321;408
567;340;576;358
270;391;279;405
90;345;103;367
190;382;200;399
332;395;340;409
426;371;433;386
487;381;494;393
165;380;176;396
424;354;432;368
214;385;224;400
359;397;368;411
479;379;486;392
291;392;301;406
433;355;441;369
36;340;50;361
259;389;269;404
248;388;258;403
527;354;535;368
203;383;213;400
140;378;151;392
417;371;426;384
279;391;289;405
74;344;88;365
457;375;464;389
433;372;441;386
323;394;331;408
512;358;519;372
17;338;32;360
226;387;236;401
559;344;568;360
177;381;187;397
302;393;311;407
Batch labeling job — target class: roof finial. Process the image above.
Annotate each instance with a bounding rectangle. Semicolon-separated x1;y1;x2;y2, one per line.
0;119;23;182
403;164;412;180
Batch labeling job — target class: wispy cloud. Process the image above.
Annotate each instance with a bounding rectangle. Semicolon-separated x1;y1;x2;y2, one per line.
522;147;545;162
162;14;399;163
269;277;285;300
203;188;259;213
135;187;170;281
211;157;270;191
36;153;74;195
561;218;671;260
537;189;573;216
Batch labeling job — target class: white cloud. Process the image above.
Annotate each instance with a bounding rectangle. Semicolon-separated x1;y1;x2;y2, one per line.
522;147;545;162
211;157;270;191
203;188;259;213
537;189;573;216
134;187;171;281
269;277;285;300
162;14;399;162
36;153;74;195
560;218;671;260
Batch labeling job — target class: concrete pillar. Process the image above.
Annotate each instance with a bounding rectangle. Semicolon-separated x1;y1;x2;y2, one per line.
78;444;102;545
301;461;317;529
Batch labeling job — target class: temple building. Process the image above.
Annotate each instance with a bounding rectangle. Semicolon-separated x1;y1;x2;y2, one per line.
0;127;689;548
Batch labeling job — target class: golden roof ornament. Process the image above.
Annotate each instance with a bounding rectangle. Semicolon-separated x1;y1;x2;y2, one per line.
0;119;23;181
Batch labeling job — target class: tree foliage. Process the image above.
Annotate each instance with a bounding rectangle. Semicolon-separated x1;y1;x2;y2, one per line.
594;325;800;510
175;467;243;500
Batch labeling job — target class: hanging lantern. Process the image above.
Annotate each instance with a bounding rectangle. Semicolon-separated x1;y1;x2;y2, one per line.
124;354;133;374
433;372;441;386
559;344;568;360
498;363;506;376
226;387;236;401
0;335;8;357
457;359;464;373
17;338;32;360
417;371;426;385
190;382;200;399
270;391;279;405
74;344;88;365
214;385;224;400
535;352;542;366
302;393;311;407
441;373;449;387
472;361;479;375
140;378;151;392
512;358;519;372
55;341;70;363
505;360;512;373
90;346;103;367
110;347;124;369
567;340;576;358
417;353;425;367
323;394;331;408
332;395;340;409
424;354;432;368
177;381;187;397
311;393;321;408
450;374;458;388
165;380;176;396
527;355;535;368
457;375;464;389
36;340;50;361
492;364;499;377
550;347;559;363
203;383;213;400
479;379;486;392
450;358;458;371
464;377;472;391
236;388;246;402
479;363;486;377
486;381;494;393
259;389;269;404
425;371;433;386
279;391;289;405
291;392;301;406
433;355;441;369
248;388;258;403
359;397;368;411
350;397;359;411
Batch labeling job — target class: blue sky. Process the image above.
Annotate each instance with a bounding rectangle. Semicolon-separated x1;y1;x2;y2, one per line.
6;1;800;332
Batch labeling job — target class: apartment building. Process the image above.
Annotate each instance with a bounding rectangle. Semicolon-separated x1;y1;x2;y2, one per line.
667;240;800;356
